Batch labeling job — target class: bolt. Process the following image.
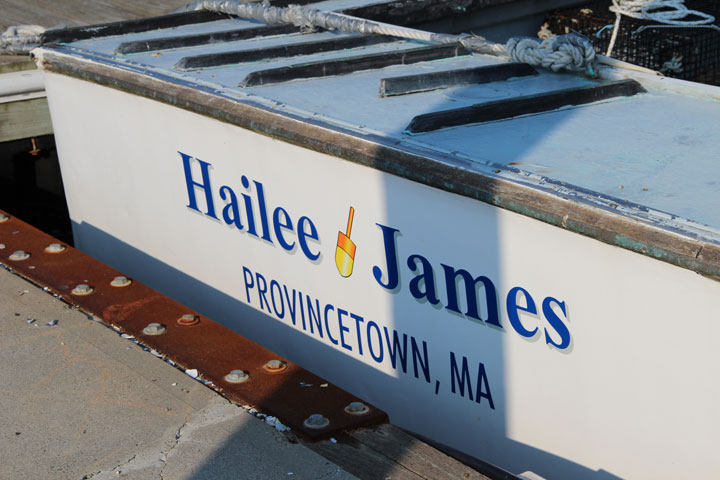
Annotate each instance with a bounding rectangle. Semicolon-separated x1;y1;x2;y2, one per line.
9;251;30;261
303;414;329;430
143;323;166;335
110;276;132;287
344;401;370;416
0;213;9;223
224;370;250;383
71;284;93;295
264;359;287;372
44;243;66;254
177;314;200;326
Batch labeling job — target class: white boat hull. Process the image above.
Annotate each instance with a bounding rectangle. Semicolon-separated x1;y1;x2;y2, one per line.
45;71;720;480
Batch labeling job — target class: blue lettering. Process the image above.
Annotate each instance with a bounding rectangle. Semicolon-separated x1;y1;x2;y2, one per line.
351;313;365;356
240;176;258;237
442;265;500;327
273;207;295;251
297;216;320;261
450;352;473;400
373;223;400;290
383;327;408;373
219;185;243;229
367;321;384;363
306;296;323;338
256;273;270;313
283;285;297;326
180;152;217;219
299;290;306;330
507;286;538;338
542;297;571;350
338;309;352;351
254;180;272;242
243;266;254;303
475;362;495;409
411;337;430;383
324;304;338;345
270;280;284;319
408;254;440;305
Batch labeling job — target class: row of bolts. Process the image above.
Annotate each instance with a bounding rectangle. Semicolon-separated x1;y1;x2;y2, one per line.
1;213;369;430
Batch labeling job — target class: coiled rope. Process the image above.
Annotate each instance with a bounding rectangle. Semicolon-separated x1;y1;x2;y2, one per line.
606;0;715;56
0;25;45;55
180;0;599;75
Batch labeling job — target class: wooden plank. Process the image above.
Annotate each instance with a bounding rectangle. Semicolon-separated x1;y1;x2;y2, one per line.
41;11;231;44
116;24;300;54
347;424;494;480
0;96;53;142
304;432;427;480
240;44;469;87
406;79;646;133
176;35;395;70
0;56;36;74
380;63;538;97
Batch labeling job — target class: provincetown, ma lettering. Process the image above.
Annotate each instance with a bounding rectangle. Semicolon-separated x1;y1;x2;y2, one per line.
242;264;496;410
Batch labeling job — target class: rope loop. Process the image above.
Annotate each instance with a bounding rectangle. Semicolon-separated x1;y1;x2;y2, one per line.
610;0;715;25
607;0;715;55
506;33;597;76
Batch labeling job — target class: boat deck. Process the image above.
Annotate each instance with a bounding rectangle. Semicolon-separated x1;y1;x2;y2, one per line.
29;5;720;479
36;9;720;272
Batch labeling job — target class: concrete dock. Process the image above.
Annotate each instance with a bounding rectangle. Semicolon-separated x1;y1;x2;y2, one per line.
0;266;358;479
0;237;500;480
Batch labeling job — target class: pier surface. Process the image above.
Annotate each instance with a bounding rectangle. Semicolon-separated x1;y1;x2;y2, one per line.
0;266;357;479
0;0;190;31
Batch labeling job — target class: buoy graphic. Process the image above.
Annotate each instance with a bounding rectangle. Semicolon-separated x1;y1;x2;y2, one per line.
335;207;356;278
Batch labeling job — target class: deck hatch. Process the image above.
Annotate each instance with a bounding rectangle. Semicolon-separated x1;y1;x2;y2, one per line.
41;11;233;45
175;34;396;70
239;43;470;87
116;24;300;54
379;63;539;96
405;79;646;133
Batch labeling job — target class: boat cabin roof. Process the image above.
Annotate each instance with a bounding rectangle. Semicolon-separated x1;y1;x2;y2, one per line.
34;3;720;277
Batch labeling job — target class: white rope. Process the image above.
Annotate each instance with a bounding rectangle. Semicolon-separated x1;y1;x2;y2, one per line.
180;1;598;75
0;25;45;55
606;0;715;56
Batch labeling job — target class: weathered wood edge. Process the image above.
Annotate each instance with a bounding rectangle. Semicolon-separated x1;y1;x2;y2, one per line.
34;49;720;280
0;96;53;143
303;423;499;480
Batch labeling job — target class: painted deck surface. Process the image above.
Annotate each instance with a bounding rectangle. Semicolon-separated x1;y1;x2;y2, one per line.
54;14;720;242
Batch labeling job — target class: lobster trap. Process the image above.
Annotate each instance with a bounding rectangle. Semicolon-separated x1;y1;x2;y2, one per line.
545;1;720;85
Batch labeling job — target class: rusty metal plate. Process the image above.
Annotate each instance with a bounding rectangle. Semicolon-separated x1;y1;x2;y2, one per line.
0;210;386;438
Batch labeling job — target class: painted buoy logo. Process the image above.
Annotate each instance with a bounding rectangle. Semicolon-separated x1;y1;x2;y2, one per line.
335;207;356;277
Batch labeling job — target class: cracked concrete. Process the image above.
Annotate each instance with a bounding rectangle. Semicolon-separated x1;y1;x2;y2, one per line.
0;268;358;480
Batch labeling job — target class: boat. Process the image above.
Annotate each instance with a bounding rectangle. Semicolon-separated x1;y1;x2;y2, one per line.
32;1;720;478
